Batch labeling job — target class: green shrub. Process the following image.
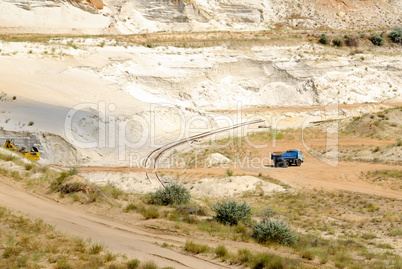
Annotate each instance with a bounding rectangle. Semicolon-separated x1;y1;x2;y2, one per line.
319;34;328;45
212;200;251;225
332;37;343;47
28;121;34;126
127;259;140;269
89;243;104;254
225;168;233;177
252;219;297;245
388;26;402;44
148;183;190;205
215;245;228;258
370;34;384;46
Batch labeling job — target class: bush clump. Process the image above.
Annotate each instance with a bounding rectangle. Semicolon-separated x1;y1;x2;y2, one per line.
148;183;190;205
252;219;297;246
50;171;70;192
127;259;140;269
215;245;228;258
212;200;251;225
50;168;79;192
184;240;210;254
332;37;343;47
370;34;384;46
388;26;402;44
319;34;328;45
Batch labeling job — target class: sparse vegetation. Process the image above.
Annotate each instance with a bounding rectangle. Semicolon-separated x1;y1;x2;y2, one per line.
50;170;76;192
0;91;8;101
124;203;138;213
185;241;300;268
184;240;210;254
139;206;160;219
389;228;402;236
89;243;104;254
225;168;233;176
0;206;143;268
99;40;106;47
102;182;123;199
67;41;78;50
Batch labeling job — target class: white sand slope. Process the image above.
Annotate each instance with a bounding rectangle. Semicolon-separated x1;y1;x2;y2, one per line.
0;39;401;166
81;171;285;196
188;176;285;198
0;1;110;34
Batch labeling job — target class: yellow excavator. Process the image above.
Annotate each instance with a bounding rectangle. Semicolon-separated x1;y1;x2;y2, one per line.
3;139;40;161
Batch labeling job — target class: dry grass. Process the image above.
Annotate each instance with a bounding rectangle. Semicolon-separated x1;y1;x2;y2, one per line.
363;169;402;191
342;107;402;140
184;240;300;268
0;206;138;268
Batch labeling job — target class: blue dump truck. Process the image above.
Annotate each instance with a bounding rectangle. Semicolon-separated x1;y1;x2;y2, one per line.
271;149;303;168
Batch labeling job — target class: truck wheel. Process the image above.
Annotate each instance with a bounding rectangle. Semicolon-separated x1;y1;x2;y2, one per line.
283;161;288;168
296;160;301;166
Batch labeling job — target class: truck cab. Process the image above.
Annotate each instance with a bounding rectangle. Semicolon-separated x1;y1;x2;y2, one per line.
271;149;303;168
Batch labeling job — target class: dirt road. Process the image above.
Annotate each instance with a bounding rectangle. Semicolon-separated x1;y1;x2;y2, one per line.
0;177;230;269
256;140;402;199
260;160;402;199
